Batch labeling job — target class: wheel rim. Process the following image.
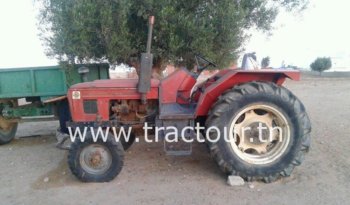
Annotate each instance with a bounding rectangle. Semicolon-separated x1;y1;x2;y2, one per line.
79;144;112;175
229;104;290;165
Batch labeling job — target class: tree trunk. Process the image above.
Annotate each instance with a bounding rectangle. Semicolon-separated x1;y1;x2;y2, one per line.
151;59;164;80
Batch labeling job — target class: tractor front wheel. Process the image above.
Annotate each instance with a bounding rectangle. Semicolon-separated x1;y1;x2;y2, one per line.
206;82;311;183
68;133;124;182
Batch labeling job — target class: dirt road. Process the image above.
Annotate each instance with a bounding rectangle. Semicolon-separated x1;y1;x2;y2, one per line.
1;76;349;205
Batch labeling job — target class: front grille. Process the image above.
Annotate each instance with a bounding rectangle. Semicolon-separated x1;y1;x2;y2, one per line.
83;100;98;114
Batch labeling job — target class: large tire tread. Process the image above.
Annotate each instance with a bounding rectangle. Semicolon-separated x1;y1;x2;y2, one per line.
206;81;311;183
68;135;124;182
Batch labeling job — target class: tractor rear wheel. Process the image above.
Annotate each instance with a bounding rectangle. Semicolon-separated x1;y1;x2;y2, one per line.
206;81;311;183
68;133;124;182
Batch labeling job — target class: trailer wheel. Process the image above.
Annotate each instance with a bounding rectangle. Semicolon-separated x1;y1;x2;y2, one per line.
68;133;124;182
0;100;18;145
0;117;18;145
206;81;311;183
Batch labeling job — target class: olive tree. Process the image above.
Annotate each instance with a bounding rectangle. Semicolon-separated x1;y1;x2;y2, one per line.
38;0;308;71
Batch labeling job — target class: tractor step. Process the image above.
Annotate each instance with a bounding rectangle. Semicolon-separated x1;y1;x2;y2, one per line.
156;118;195;156
159;103;195;120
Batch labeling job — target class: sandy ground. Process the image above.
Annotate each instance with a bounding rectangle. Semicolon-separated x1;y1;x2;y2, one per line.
1;75;350;205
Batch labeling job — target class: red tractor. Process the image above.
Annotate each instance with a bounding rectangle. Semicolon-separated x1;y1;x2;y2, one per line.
63;17;311;183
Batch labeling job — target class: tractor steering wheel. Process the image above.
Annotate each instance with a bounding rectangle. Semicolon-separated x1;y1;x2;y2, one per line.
195;54;217;73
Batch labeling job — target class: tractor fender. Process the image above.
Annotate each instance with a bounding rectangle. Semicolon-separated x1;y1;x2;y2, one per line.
195;69;300;116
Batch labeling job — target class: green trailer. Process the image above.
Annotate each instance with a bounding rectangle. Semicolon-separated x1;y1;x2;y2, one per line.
0;63;109;144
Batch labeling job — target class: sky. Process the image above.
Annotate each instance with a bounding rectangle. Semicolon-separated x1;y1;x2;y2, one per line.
0;0;349;70
245;0;350;70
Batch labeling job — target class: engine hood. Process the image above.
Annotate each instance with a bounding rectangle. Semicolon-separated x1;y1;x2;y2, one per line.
70;78;160;89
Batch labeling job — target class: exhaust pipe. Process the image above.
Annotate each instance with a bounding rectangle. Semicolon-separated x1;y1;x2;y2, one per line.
138;16;155;104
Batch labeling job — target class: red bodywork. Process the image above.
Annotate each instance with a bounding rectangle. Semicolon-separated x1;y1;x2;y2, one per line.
159;69;197;104
67;69;299;122
194;69;299;116
68;79;159;122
